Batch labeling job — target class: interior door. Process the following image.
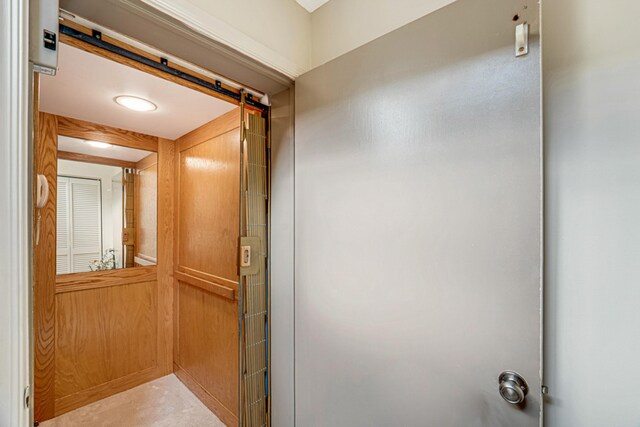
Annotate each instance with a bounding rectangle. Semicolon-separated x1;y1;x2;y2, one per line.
294;0;541;426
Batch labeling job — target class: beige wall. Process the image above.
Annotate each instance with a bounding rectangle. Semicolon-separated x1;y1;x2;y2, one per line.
311;0;456;67
141;0;459;77
543;0;640;425
141;0;312;78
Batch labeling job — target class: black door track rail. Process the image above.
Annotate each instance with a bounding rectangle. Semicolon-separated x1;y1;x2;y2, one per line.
59;24;268;112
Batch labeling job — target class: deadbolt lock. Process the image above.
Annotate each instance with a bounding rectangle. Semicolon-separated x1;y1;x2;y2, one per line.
498;371;529;405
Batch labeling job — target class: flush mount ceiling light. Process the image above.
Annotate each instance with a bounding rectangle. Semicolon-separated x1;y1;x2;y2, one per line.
85;140;112;149
114;95;157;112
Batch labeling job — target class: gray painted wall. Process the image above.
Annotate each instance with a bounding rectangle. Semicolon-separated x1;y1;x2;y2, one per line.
270;88;296;427
543;1;640;425
294;0;541;425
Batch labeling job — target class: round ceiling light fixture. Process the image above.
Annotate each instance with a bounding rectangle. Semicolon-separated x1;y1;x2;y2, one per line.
114;95;157;112
85;140;113;149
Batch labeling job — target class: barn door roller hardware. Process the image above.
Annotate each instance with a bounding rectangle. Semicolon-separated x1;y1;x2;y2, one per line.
59;24;269;112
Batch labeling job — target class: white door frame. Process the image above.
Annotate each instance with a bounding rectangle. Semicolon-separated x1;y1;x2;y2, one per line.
0;0;31;425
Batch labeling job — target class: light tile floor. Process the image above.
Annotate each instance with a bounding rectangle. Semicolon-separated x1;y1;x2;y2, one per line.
39;374;225;427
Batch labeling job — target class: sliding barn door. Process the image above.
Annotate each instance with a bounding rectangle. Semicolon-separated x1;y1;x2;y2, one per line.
173;109;242;427
294;0;542;425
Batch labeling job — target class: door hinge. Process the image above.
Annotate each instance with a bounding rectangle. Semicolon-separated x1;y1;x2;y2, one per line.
23;385;31;408
541;385;549;395
515;23;529;57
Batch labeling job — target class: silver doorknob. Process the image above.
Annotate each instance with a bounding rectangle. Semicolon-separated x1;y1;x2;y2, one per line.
498;371;528;405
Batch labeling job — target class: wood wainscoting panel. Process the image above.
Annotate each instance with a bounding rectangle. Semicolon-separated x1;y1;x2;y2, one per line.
34;112;59;421
177;281;239;426
54;280;157;413
34;114;173;421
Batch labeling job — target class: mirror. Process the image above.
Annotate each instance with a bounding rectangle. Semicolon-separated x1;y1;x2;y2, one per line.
56;135;157;274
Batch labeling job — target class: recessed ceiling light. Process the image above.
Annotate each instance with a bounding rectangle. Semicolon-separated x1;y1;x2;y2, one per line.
114;95;157;112
86;140;112;149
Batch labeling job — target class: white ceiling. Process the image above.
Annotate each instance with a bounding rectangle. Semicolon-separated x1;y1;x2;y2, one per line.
296;0;330;12
58;135;152;162
40;43;236;140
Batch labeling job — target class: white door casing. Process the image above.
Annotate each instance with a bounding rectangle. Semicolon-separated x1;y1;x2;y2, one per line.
0;0;30;425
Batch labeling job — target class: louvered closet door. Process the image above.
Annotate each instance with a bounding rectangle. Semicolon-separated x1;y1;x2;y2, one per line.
70;177;102;272
56;177;71;274
57;176;103;273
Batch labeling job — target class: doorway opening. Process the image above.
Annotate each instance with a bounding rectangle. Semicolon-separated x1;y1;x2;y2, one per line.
33;12;270;427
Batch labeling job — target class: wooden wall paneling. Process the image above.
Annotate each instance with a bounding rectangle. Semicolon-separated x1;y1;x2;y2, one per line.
54;280;157;415
157;139;175;375
173;108;241;427
34;114;173;418
57;150;136;169
52;135;173;414
176;281;239;427
56;115;158;151
177;109;242;152
34;112;58;421
177;128;241;280
135;152;158;262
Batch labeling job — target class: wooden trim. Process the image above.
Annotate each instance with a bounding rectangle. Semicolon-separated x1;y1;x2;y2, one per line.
173;141;181;368
57;150;136;168
157;138;175;375
176;108;241;151
54;366;161;417
135;152;158;171
56;115;158;152
174;365;238;427
176;265;239;290
175;271;236;301
55;266;157;293
59;19;263;113
34;112;58;421
136;253;157;263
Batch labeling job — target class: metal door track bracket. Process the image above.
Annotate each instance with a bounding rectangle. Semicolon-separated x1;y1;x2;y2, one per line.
515;23;529;57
